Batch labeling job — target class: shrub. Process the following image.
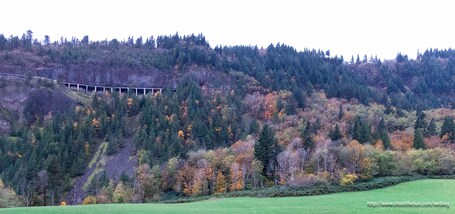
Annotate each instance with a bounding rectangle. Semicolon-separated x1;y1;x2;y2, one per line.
113;182;133;203
82;196;97;205
340;174;357;186
0;180;23;208
408;148;455;175
288;173;328;187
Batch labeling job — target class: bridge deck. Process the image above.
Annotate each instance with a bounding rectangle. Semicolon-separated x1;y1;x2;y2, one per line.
63;82;172;95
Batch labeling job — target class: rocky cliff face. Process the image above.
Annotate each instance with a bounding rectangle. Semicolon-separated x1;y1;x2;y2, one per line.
36;66;175;88
0;78;29;135
2;64;232;92
0;76;75;136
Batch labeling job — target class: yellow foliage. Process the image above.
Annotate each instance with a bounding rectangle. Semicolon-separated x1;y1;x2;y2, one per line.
374;140;384;150
230;164;244;191
215;172;226;194
113;182;132;203
82;196;97;205
359;157;373;180
178;130;185;140
340;174;357;186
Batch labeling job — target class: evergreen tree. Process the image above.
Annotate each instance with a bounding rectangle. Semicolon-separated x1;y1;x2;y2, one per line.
292;86;305;109
352;117;361;141
413;128;425;149
356;54;361;64
414;110;427;130
425;118;437;137
285;96;297;115
352;117;371;143
248;119;260;136
378;119;391;150
329;124;342;141
360;121;371;143
47;156;64;205
254;124;280;179
440;116;455;142
301;121;317;150
338;105;344;120
380;130;392;150
98;171;109;188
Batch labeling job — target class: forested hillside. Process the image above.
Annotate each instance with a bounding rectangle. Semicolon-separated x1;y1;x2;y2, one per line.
2;31;455;109
1;31;455;207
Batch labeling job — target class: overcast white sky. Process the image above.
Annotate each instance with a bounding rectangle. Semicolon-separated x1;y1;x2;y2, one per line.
1;0;454;60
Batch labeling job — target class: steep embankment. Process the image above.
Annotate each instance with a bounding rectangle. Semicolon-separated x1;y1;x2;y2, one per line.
71;138;137;204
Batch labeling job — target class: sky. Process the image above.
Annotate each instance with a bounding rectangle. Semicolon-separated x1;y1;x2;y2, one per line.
1;0;454;60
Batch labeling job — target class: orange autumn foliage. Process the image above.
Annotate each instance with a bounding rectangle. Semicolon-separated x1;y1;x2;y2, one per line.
264;93;278;120
390;131;413;151
230;163;244;191
215;171;226;194
178;130;184;140
374;140;384;150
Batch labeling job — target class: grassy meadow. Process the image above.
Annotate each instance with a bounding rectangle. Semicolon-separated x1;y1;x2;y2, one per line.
1;179;453;214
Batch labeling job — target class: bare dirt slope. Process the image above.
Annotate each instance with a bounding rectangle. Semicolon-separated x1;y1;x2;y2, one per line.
70;138;137;204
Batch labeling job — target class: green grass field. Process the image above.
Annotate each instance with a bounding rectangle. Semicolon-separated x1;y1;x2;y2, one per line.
1;179;453;214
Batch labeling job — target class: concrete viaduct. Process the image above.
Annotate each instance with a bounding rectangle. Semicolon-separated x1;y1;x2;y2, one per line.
62;82;169;95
